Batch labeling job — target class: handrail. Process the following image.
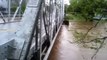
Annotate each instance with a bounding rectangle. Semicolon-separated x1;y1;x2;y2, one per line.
0;0;64;60
17;0;64;60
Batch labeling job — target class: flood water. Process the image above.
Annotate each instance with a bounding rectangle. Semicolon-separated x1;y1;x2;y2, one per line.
48;21;107;60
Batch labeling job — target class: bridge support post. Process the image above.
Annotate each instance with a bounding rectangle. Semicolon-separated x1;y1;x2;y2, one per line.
8;0;11;22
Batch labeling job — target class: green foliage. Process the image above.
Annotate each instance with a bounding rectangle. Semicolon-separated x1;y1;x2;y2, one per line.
21;4;26;12
11;4;26;13
64;14;73;21
67;0;107;21
11;6;17;12
65;14;86;21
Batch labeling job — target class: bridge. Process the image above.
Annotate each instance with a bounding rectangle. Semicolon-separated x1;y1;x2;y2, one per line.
0;0;65;60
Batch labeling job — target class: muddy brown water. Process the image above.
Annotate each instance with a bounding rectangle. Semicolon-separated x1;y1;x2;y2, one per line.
48;21;107;60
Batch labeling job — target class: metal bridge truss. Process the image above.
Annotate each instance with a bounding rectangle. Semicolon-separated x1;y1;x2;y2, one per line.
23;0;64;60
0;0;64;60
0;0;26;23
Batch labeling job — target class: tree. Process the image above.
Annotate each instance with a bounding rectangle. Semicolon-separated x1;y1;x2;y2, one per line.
67;0;107;21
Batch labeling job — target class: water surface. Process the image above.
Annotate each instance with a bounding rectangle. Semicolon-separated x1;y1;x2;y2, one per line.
48;21;107;60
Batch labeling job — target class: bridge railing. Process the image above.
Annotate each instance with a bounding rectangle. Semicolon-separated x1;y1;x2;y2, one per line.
0;0;64;60
19;0;65;60
0;0;27;23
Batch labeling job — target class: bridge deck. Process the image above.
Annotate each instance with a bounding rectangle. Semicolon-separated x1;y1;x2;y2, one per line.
48;25;83;60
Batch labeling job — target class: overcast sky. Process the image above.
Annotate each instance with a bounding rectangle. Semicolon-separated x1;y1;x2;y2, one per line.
64;0;70;5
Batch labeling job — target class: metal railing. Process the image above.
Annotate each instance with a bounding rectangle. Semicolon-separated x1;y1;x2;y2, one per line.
11;0;24;21
19;0;65;60
0;0;64;60
0;0;26;23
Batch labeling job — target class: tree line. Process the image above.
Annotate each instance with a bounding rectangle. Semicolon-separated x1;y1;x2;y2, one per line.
67;0;107;21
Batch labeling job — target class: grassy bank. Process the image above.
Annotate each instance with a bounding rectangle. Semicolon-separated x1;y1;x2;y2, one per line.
65;14;86;21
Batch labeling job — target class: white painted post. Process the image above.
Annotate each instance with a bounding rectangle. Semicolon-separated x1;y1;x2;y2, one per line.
8;0;11;22
19;0;21;17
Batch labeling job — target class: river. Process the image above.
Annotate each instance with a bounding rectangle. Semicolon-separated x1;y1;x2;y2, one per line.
48;21;107;60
